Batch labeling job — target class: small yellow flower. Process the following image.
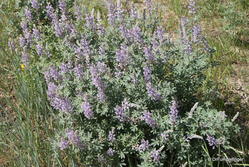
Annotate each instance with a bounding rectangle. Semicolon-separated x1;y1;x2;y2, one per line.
20;64;25;71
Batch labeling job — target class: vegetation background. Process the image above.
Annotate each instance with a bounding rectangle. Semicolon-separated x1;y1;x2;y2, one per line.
0;0;248;166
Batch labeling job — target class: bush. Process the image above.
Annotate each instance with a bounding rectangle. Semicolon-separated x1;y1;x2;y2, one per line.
17;0;239;166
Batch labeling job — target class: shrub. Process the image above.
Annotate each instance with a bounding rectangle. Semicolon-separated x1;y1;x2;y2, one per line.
17;0;239;166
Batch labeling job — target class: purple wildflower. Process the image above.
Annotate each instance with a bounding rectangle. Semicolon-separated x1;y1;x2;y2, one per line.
161;133;169;141
90;65;106;102
66;130;84;148
23;29;33;44
188;0;197;15
20;20;28;31
107;148;115;156
53;19;63;37
146;82;161;101
74;64;84;78
108;128;116;142
59;0;67;13
33;28;40;40
31;0;39;9
44;65;60;82
206;135;218;149
145;0;153;15
143;65;152;82
144;47;155;62
36;44;43;56
137;139;149;152
85;12;95;29
46;3;56;20
24;8;32;21
114;105;126;122
82;96;94;119
19;36;26;48
116;45;129;69
141;111;156;127
192;25;201;43
130;26;142;42
107;2;116;25
47;82;57;98
76;37;91;62
169;100;179;124
155;27;165;42
151;149;160;162
59;62;72;74
59;138;69;150
74;6;82;20
60;98;73;113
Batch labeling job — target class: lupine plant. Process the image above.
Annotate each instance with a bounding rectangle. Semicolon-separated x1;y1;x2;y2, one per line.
17;0;239;166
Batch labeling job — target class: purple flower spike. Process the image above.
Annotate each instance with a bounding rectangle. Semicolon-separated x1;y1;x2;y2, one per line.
59;0;67;13
206;135;218;149
137;139;149;152
107;148;115;156
19;36;26;48
31;0;39;9
151;149;160;162
108;128;116;142
141;111;156;127
66;130;84;148
59;138;69;150
82;96;94;119
24;8;32;21
169;100;179;124
116;45;129;69
146;82;161;101
36;44;43;56
33;28;41;40
144;47;155;62
143;66;152;82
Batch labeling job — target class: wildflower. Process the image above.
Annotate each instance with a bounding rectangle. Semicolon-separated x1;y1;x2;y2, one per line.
82;96;94;119
137;139;149;152
24;8;32;21
169;100;179;124
192;25;201;43
143;65;152;82
188;0;197;15
90;65;106;102
59;62;72;74
20;64;25;71
151;149;160;162
66;130;84;148
74;64;84;78
58;138;69;150
19;36;26;48
146;82;161;101
107;148;115;156
31;0;39;9
20;20;28;31
47;82;57;98
116;45;129;69
114;105;126;122
46;3;56;20
32;28;40;40
59;0;67;14
108;128;116;142
206;135;218;149
144;47;155;62
36;44;43;56
141;111;156;127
